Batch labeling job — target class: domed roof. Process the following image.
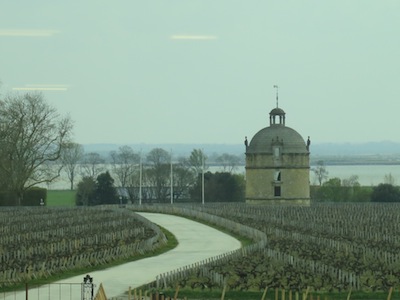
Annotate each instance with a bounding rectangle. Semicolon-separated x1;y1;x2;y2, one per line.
270;107;285;115
247;125;308;154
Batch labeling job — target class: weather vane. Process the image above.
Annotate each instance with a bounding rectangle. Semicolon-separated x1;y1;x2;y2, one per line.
273;85;279;108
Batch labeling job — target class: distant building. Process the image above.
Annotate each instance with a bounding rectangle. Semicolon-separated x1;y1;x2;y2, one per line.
245;106;310;204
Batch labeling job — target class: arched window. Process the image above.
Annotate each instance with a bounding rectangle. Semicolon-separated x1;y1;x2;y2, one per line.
274;170;281;182
274;147;280;157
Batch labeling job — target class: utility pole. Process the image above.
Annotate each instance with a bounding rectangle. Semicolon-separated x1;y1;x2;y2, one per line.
202;150;205;205
170;150;173;204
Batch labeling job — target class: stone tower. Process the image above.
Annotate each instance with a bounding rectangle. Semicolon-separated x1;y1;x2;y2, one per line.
245;106;310;205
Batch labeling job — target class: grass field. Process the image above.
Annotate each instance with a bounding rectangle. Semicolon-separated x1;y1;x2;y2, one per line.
46;190;76;206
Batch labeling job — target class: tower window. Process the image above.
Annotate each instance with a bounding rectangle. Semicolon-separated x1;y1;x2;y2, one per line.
274;186;281;197
274;147;280;157
274;170;281;182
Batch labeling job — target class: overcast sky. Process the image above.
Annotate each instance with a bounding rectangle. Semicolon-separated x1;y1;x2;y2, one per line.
1;1;399;145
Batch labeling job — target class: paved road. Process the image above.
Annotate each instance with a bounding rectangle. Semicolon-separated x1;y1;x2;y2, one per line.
3;212;241;300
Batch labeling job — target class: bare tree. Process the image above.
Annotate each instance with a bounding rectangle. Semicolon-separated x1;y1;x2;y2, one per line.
0;92;73;205
186;149;207;175
60;142;84;190
313;160;329;186
216;153;241;173
126;167;142;202
384;173;395;185
110;145;139;195
146;148;171;202
80;152;105;179
172;163;196;200
342;175;360;187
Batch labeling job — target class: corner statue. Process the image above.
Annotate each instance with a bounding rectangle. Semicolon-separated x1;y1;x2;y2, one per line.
244;136;248;147
307;136;311;151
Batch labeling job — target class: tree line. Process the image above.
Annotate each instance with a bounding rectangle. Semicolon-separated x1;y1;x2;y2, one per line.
74;147;245;205
0;91;244;206
312;160;400;202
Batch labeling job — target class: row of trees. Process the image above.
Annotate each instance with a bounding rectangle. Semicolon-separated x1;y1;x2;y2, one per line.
74;147;245;205
312;161;400;202
61;146;243;190
0;90;244;206
2;90;398;206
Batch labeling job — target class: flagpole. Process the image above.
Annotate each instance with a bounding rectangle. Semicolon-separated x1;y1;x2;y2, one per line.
139;154;142;206
170;149;173;204
273;85;279;107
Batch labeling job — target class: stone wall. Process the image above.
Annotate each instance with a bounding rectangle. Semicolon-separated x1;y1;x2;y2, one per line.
245;152;310;204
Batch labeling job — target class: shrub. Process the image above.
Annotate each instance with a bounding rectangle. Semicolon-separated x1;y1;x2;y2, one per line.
22;187;47;206
370;183;400;202
76;172;118;205
76;176;96;206
0;188;47;206
190;172;245;202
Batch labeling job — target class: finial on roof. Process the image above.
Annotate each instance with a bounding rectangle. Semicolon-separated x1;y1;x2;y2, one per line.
273;85;279;108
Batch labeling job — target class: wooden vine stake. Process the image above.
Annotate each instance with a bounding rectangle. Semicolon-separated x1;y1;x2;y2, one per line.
133;287;138;300
220;284;227;300
132;288;136;300
261;286;268;300
94;283;107;300
346;287;352;300
174;285;180;300
387;286;393;300
302;286;310;300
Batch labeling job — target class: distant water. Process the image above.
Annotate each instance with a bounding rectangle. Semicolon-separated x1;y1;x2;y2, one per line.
44;164;400;190
320;165;400;186
215;165;400;186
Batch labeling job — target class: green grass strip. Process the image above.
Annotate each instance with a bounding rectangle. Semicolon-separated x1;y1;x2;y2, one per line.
156;288;400;300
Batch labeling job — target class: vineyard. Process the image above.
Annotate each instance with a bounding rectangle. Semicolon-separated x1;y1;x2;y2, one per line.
0;206;167;287
2;203;400;297
134;203;400;294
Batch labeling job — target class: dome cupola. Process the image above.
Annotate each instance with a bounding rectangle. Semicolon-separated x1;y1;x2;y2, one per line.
269;107;286;126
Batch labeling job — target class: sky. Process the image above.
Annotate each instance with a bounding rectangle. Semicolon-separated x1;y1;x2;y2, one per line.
0;1;399;145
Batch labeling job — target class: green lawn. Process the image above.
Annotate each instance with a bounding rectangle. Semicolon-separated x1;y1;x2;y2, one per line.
46;190;76;206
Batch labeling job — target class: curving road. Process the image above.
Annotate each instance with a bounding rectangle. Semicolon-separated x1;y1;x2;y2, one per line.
4;212;241;300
